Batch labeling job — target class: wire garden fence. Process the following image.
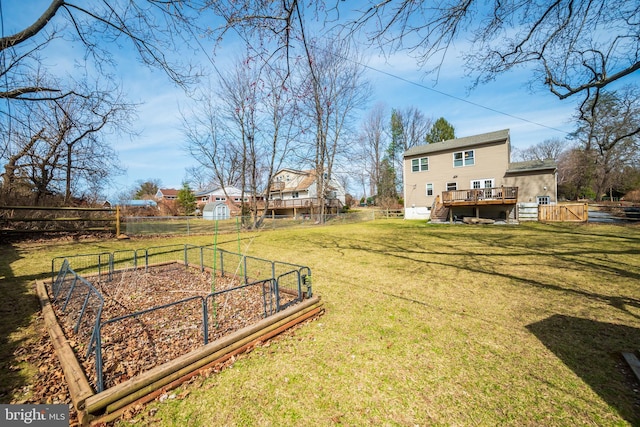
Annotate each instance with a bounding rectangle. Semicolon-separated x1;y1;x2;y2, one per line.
49;244;312;392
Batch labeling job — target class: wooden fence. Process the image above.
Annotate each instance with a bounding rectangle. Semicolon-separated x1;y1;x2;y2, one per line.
538;203;588;222
0;206;120;235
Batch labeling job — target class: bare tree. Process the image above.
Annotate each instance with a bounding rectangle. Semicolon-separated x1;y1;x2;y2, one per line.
255;64;302;226
55;85;135;203
183;57;299;228
208;1;639;120
513;138;567;162
357;103;388;199
181;85;243;192
1;80;131;204
216;57;265;227
388;106;432;193
571;86;640;200
1;1;205;202
398;107;432;151
1;1;202;102
347;1;639;102
299;38;370;219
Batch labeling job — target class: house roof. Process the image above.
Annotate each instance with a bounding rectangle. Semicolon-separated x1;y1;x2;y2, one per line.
276;168;308;175
295;171;316;191
273;169;315;191
194;186;244;197
403;129;510;158
202;201;229;211
109;199;158;207
506;159;557;173
157;188;179;197
275;169;338;192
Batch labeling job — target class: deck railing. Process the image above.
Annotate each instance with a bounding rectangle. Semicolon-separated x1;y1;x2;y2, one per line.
265;197;342;209
442;186;518;205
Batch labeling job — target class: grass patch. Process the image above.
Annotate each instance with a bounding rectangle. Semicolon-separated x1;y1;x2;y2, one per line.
2;221;640;425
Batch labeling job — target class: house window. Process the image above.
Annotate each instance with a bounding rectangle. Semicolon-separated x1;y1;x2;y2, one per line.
537;196;550;205
411;157;429;172
215;197;226;201
471;179;494;189
453;150;475;167
426;183;434;196
446;182;457;191
292;191;299;198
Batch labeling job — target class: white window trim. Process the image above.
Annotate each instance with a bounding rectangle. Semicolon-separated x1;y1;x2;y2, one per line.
426;183;434;196
411;156;429;172
470;178;495;189
453;150;475;167
537;196;551;205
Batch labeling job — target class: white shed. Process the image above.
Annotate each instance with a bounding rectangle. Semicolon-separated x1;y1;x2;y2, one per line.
202;202;230;220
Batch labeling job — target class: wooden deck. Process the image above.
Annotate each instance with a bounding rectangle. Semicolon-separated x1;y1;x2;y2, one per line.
442;187;518;207
258;197;342;212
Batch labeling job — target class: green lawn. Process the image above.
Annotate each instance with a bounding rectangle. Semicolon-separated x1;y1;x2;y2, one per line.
2;221;640;426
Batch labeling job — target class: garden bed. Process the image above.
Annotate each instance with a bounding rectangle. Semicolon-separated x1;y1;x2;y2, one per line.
51;263;296;390
37;259;323;425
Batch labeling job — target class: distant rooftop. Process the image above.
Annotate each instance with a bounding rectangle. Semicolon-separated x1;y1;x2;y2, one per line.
108;199;157;207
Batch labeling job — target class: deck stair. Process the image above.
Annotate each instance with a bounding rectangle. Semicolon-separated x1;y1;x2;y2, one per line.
430;202;450;223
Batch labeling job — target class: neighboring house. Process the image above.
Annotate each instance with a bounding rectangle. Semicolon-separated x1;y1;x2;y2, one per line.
266;168;346;217
154;188;180;216
194;186;254;216
155;188;179;200
403;129;557;222
195;186;247;205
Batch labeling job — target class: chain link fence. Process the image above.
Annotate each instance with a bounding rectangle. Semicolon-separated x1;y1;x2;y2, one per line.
122;209;405;236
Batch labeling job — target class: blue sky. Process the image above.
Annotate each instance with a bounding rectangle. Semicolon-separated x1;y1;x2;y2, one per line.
6;2;631;199
113;49;578;196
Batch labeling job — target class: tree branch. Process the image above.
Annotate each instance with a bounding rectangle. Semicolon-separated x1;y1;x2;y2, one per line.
0;0;65;51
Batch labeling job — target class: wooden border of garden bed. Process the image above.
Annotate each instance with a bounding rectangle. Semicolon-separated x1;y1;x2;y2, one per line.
35;279;324;426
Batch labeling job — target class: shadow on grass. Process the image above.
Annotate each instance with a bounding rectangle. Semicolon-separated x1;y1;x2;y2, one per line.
0;243;41;403
526;315;640;425
310;224;640;320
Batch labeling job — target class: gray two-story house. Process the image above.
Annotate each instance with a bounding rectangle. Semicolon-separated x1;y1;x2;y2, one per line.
403;129;557;222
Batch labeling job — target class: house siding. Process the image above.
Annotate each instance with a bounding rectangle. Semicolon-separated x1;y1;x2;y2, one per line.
270;169;344;204
403;129;558;221
404;139;510;213
504;170;557;204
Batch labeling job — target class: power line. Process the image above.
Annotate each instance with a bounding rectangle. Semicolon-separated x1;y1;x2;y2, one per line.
352;56;571;136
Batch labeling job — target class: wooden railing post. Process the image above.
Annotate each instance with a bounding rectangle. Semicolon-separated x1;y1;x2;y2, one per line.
584;203;589;222
116;206;121;236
